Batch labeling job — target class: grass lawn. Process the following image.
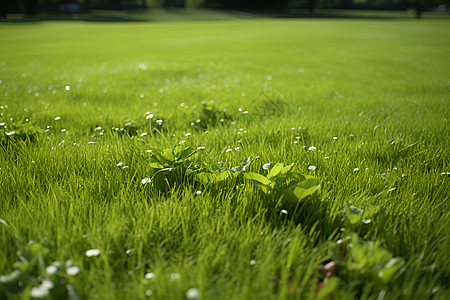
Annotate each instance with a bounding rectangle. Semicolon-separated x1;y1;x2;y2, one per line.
0;10;449;299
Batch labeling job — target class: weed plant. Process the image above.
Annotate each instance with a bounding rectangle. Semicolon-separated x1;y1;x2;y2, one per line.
0;12;449;299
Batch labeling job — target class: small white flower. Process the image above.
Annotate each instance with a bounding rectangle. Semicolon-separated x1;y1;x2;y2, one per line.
281;209;288;215
186;288;200;299
54;116;61;120
140;132;148;137
353;168;360;172
64;85;70;91
85;249;101;257
122;166;129;169
250;259;256;265
226;149;232;153
156;119;163;124
141;178;151;185
185;132;191;137
146;114;154;119
116;162;124;167
333;136;337;140
41;280;54;290
145;272;155;279
5;131;15;136
30;286;50;298
145;289;153;296
61;129;66;132
45;265;58;275
197;146;205;150
308;146;316;151
66;266;80;276
262;163;271;170
196;190;202;195
308;165;316;171
170;273;181;280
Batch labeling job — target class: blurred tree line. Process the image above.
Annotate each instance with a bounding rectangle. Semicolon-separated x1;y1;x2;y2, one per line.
1;0;448;18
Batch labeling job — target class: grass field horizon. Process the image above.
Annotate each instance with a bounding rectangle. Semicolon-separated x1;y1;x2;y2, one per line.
1;11;449;299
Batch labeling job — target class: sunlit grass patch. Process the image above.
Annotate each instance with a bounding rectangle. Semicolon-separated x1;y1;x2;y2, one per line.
0;14;449;299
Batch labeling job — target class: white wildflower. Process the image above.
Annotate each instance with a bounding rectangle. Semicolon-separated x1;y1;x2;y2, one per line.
45;265;58;275
85;249;101;257
186;288;200;299
141;178;151;185
66;266;80;276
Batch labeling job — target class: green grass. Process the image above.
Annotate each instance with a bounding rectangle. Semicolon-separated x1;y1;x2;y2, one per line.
0;11;449;299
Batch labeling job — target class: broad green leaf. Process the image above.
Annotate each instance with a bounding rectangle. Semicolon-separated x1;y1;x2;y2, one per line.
316;276;340;299
245;172;271;186
175;147;196;161
279;163;294;176
149;162;164;169
287;176;321;201
150;148;173;165
346;205;364;225
196;171;231;185
215;170;231;182
363;205;381;219
378;257;404;282
162;148;174;162
196;172;212;185
0;270;29;295
267;163;284;180
274;177;286;184
172;145;184;156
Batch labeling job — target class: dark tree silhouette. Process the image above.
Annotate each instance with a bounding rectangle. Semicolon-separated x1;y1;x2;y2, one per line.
25;0;38;14
0;0;8;18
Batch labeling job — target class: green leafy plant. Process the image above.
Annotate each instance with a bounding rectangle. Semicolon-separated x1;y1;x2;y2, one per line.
0;120;42;146
328;233;405;283
0;240;81;300
244;162;321;205
195;155;255;188
144;145;200;192
189;101;232;130
345;204;381;225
